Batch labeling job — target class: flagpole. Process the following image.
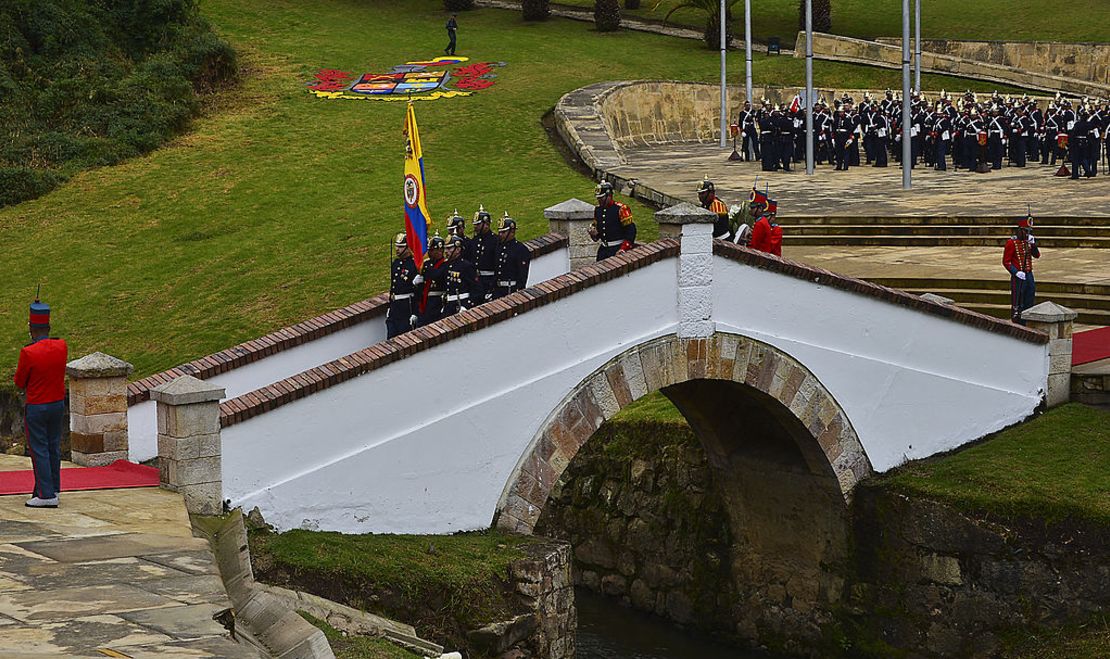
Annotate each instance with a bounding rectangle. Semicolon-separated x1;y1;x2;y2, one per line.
719;0;728;148
805;0;814;175
902;0;912;190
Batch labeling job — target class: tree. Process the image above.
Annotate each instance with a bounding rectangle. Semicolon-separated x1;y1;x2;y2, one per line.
659;0;741;49
799;0;831;33
595;0;622;32
626;0;642;9
444;0;474;10
522;0;550;21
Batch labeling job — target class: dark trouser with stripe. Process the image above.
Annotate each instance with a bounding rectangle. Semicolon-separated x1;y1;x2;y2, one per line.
385;299;413;338
596;244;622;261
1010;272;1036;325
26;401;64;500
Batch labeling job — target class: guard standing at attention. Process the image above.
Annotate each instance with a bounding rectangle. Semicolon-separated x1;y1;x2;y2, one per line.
445;209;470;254
386;233;419;338
1002;215;1040;325
589;181;636;261
445;14;458;56
493;213;531;299
467;205;498;299
696;177;732;240
750;198;783;257
442;235;483;315
416;235;448;327
13;292;68;508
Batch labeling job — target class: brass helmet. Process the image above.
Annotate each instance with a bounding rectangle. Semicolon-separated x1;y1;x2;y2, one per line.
428;234;446;250
696;175;714;194
497;212;517;233
595;180;615;200
473;203;492;226
393;232;407;247
446;209;465;235
446;234;465;250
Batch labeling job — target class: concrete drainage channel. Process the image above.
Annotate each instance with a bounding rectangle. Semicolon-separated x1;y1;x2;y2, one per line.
193;509;451;659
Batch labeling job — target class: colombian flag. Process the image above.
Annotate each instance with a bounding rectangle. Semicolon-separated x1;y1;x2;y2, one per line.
403;102;432;264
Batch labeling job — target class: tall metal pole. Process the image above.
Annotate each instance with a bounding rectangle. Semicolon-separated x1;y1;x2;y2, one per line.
719;0;728;148
914;0;922;93
902;0;912;190
744;0;753;103
805;0;814;174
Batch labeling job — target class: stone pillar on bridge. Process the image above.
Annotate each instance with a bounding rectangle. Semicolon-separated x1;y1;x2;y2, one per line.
656;202;717;338
544;198;597;270
66;352;134;466
152;375;225;515
1022;302;1078;408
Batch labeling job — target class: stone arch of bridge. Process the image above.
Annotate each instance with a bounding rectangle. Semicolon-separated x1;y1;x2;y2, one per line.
494;332;873;536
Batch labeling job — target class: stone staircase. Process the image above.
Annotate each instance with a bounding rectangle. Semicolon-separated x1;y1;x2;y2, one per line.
865;278;1110;326
781;216;1110;249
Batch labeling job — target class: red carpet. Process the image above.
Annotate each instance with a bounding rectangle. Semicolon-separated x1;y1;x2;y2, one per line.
1073;327;1110;366
0;460;159;496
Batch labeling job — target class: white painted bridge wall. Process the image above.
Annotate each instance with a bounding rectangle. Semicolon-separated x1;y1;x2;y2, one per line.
127;246;570;462
712;259;1046;471
219;251;1048;535
221;259;680;534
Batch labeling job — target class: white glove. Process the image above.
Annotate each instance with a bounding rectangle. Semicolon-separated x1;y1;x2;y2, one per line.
412;274;424;285
1027;235;1036;245
1015;271;1027;281
409;314;418;327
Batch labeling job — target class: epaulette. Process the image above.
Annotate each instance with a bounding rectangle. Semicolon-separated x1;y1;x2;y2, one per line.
617;202;633;225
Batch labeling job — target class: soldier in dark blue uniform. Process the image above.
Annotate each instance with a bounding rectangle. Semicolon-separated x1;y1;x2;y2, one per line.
832;107;853;171
589;181;636;261
442;234;484;315
987;107;1007;170
386;232;419;339
759;103;777;172
493;214;531;299
467;205;498;300
445;209;470;255
416;235;448;327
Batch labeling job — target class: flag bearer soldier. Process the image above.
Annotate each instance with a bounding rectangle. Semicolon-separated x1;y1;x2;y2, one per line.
493;213;531;299
1002;215;1040;325
13;293;67;508
387;233;419;338
589;181;636;261
467;205;498;299
416;235;448;327
442;235;483;315
697;177;732;241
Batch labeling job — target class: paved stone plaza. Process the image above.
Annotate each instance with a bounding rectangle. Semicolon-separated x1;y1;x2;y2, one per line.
615;143;1110;218
0;455;252;658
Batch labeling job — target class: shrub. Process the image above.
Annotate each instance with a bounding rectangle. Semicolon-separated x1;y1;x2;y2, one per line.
443;0;475;10
799;0;832;33
522;0;550;21
594;0;622;32
0;168;66;207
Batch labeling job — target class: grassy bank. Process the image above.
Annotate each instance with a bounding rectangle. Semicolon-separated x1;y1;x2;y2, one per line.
299;613;421;659
555;0;1110;43
880;403;1110;525
0;0;1018;381
250;527;535;650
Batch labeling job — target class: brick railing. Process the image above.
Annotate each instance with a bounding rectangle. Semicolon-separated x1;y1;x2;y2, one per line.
219;240;680;427
713;240;1047;345
128;233;568;407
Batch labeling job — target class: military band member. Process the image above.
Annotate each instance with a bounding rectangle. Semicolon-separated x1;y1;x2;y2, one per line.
13;293;67;508
1002;215;1040;325
468;205;498;298
696;177;731;240
442;234;483;315
589;181;636;261
493;213;531;299
416;235;448;327
386;233;419;338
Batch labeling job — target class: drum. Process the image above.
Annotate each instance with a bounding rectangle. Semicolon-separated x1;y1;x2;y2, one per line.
1057;133;1069;149
977;131;988;146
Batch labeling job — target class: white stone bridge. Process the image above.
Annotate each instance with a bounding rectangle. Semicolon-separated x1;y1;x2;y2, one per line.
105;201;1077;541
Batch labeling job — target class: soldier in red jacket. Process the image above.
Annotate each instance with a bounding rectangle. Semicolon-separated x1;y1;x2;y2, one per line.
750;198;783;257
13;294;68;508
1002;215;1040;324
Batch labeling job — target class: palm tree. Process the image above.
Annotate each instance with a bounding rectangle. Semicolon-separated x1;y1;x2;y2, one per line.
799;0;832;33
595;0;622;31
657;0;741;49
522;0;550;21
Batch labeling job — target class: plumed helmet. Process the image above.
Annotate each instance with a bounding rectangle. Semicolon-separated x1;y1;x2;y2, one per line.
498;212;517;233
1017;215;1033;229
473;204;492;226
595;180;615;199
428;234;446;250
696;176;714;194
393;232;408;247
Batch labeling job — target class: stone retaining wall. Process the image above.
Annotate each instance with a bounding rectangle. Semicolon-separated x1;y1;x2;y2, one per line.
803;33;1109;97
875;38;1110;86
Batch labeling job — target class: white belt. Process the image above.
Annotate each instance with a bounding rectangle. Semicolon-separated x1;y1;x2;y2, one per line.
427;291;444;297
601;240;624;248
390;293;412;301
478;270;495;276
446;293;470;302
497;280;517;287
